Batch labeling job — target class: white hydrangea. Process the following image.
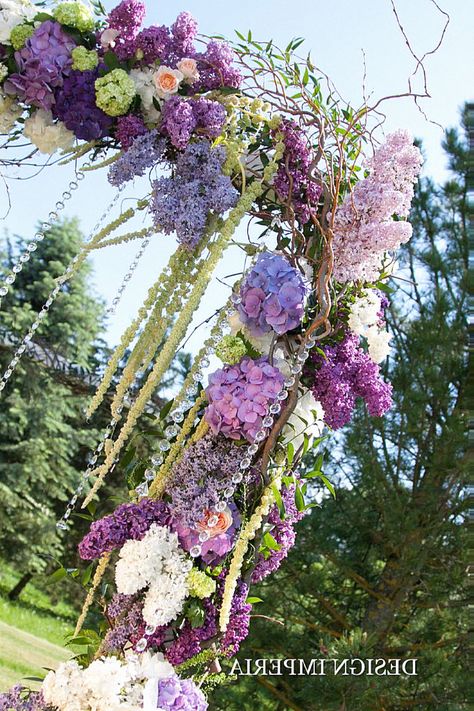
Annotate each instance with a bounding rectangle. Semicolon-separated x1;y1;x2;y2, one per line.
0;0;35;43
129;67;162;123
81;657;131;711
282;388;325;454
115;523;192;628
0;93;23;133
23;109;75;154
41;660;86;711
348;290;391;363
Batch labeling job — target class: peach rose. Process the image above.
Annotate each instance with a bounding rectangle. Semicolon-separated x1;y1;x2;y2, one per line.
197;507;233;539
153;65;184;99
177;57;200;83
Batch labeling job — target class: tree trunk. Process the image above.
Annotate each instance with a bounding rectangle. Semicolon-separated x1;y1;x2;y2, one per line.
8;572;33;600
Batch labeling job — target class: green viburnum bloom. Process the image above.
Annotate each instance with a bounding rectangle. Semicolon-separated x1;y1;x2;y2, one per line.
215;334;248;364
53;1;95;32
187;568;216;599
71;46;98;71
95;69;136;117
10;23;34;50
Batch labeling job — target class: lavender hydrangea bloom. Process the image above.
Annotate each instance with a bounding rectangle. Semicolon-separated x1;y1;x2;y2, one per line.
151;140;238;250
108;130;166;186
115;114;148;149
78;498;171;559
238;252;307;337
160;96;226;150
204;356;285;442
54;69;113;140
305;332;393;429
158;676;208;711
5;21;75;109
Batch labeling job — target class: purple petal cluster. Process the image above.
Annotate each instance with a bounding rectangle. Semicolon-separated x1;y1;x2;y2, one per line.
272;119;322;224
5;21;75;109
252;479;305;583
168;11;198;60
78;498;171;560
333;131;423;282
108;0;145;41
108;130;166;186
0;687;46;711
166;433;257;527
115;114;148;149
151;140;238;250
103;593;151;652
174;502;241;566
204;356;285;443
160;96;226;150
220;580;252;657
54;69;113;140
134;24;171;63
158;676;208;711
238;252;307;337
305;332;393;430
195;39;242;91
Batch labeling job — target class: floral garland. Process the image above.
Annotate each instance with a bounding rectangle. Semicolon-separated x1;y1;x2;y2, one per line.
0;0;424;708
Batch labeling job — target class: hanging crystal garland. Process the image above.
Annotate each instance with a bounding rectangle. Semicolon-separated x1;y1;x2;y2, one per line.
0;186;125;396
105;229;153;317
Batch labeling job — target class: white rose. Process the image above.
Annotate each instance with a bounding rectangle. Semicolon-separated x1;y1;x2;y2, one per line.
283;388;325;454
129;67;162;122
23;109;74;153
0;0;35;43
177;57;199;83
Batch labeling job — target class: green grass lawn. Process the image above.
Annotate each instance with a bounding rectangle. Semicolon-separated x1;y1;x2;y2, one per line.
0;564;76;691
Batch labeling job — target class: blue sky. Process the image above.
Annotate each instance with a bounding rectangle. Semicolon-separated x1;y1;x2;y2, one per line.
1;0;472;354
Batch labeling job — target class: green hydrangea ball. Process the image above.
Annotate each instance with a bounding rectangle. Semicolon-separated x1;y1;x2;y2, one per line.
215;334;247;364
71;46;98;71
10;23;34;50
53;2;95;32
187;569;216;599
95;69;136;117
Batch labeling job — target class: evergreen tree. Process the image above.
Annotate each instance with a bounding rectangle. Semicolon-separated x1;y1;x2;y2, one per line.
214;111;469;710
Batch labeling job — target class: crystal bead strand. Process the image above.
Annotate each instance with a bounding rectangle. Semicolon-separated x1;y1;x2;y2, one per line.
0;159;93;309
105;230;153;317
0;188;124;396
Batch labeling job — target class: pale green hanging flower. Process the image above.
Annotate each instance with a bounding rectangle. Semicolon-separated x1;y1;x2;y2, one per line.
71;46;98;71
9;22;34;50
53;1;95;32
95;69;136;117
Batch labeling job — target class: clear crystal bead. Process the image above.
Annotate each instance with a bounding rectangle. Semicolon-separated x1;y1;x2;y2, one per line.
269;402;281;415
56;520;67;530
231;293;242;305
247;443;259;456
200;357;210;368
284;375;296;388
136;482;149;497
69;181;78;190
5;275;14;285
207;515;219;528
145;624;155;636
297;351;309;362
165;425;178;439
240;457;251;470
12;265;22;274
171;410;184;423
0;287;8;297
186;384;198;396
151;454;163;467
20;254;30;263
232;472;243;485
192;371;202;383
4;369;12;379
199;530;210;542
144;468;156;481
277;389;289;400
223;486;234;498
135;638;147;652
263;416;273;428
291;364;302;375
254;429;267;442
27;242;37;252
215;500;227;512
190;545;201;558
158;440;171;452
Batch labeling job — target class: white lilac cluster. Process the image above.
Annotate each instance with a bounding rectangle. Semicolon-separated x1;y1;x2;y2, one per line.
23;109;75;153
0;0;35;44
115;523;192;627
348;291;392;363
283;389;325;454
41;651;175;711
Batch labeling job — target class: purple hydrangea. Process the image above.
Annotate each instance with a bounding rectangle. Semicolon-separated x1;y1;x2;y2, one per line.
151;140;238;250
252;479;305;582
108;130;166;186
238;252;307;337
196;40;242;91
78;498;171;560
115;114;148;149
272;119;323;224
5;21;75;110
0;687;46;711
54;69;113;140
160;96;227;150
158;676;208;711
204;356;285;442
305;332;393;429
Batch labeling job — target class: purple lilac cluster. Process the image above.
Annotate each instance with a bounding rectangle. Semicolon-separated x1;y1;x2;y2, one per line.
205;356;285;442
78;498;171;560
305;332;393;430
54;69;113;141
252;480;305;583
158;677;208;711
108;130;166;186
151;140;238;250
107;0;146;60
333;131;423;282
5;21;75;110
220;580;252;657
160;96;226;150
238;251;307;337
0;687;45;711
272;119;322;224
195;40;242;91
103;593;151;652
115;114;148;149
166;433;257;527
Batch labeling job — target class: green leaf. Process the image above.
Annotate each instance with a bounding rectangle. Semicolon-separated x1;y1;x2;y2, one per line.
286;442;295;466
295;485;305;512
262;532;281;551
272;483;285;519
46;567;67;585
247;596;263;604
81;563;93;586
318;474;336;499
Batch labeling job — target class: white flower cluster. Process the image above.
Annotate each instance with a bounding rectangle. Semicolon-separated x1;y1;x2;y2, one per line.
129;68;162;123
0;93;23;132
0;0;35;44
348;291;392;363
283;388;325;454
42;651;175;711
23;109;75;154
115;523;192;628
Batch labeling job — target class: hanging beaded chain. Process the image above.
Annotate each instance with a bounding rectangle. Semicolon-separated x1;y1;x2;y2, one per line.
105;230;153;317
0;159;93;309
0;187;125;396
